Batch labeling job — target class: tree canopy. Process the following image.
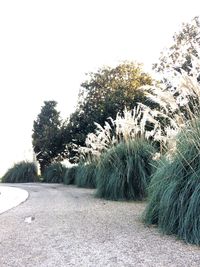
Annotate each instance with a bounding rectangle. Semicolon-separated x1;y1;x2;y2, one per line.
65;62;153;162
153;16;200;76
32;101;67;174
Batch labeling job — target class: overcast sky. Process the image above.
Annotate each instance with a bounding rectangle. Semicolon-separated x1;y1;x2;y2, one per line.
0;0;199;175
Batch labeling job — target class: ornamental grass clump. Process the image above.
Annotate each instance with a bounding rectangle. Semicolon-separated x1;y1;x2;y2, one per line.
1;161;38;183
42;162;67;183
75;161;97;188
77;106;158;196
144;119;200;245
83;105;162;157
96;139;156;201
63;166;77;185
140;55;200;155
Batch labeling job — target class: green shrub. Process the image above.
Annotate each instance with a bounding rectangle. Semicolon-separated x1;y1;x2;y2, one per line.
1;161;38;183
143;120;200;245
96;139;156;201
63;166;77;185
42;163;67;183
75;161;97;188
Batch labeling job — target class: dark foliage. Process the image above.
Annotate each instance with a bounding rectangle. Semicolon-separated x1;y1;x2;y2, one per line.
42;163;67;183
75;161;97;188
1;161;38;183
63;166;77;185
144;120;200;245
96;139;155;201
32;101;67;174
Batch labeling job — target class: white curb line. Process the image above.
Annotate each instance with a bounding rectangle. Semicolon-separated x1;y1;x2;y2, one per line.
0;186;29;214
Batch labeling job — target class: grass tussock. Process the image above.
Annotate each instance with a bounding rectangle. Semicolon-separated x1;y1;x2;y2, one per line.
42;162;67;183
96;139;156;201
144;119;200;245
75;161;97;188
63;166;77;185
1;161;38;183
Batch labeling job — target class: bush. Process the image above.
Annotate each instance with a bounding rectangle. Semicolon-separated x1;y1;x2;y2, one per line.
63;166;77;185
75;161;97;188
96;139;156;201
1;161;38;183
42;163;67;183
143;120;200;245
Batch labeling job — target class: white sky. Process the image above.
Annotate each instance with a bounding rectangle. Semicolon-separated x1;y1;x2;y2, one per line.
0;0;199;176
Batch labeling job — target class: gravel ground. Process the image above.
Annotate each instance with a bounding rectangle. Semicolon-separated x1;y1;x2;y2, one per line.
0;183;200;267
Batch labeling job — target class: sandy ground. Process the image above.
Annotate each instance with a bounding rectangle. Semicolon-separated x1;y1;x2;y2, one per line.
0;183;200;267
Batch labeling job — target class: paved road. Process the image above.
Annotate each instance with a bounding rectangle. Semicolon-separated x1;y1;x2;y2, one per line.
0;186;28;214
1;183;200;267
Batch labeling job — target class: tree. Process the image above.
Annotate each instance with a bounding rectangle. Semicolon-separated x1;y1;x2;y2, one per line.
32;101;67;174
152;16;200;122
153;16;200;77
65;62;153;162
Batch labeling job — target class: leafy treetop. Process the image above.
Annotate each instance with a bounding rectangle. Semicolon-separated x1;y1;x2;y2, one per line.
65;62;153;162
153;16;200;76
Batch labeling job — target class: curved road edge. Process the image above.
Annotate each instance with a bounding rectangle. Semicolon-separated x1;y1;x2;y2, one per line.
0;186;29;214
